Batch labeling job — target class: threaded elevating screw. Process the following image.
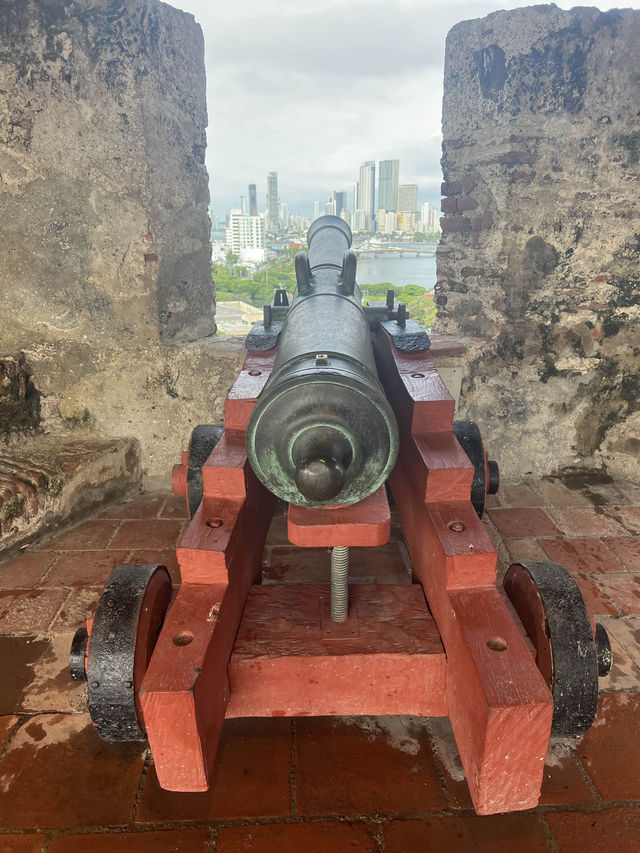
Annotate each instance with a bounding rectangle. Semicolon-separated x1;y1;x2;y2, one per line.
330;546;349;623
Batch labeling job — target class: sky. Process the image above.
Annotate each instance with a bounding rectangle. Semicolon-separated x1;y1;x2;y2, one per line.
175;0;637;220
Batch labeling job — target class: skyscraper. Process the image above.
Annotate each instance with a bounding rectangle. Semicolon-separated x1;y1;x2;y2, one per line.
266;171;279;232
398;184;419;213
378;160;399;211
356;161;376;218
248;184;257;216
325;196;336;216
332;191;347;218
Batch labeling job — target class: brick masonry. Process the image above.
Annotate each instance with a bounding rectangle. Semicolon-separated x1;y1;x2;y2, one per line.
437;6;640;480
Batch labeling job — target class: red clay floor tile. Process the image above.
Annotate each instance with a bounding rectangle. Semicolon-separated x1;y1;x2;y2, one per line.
0;714;146;829
547;507;627;537
487;508;560;539
49;587;102;633
495;481;545;507
125;550;181;585
609;506;640;535
383;814;550;853
100;494;164;520
503;538;548;564
108;520;183;551
573;574;620;617
538;538;624;573
0;716;19;753
0;637;49;714
538;739;594;806
596;618;640;692
18;634;87;714
601;615;640;673
547;807;640;853
160;494;190;519
47;830;211;852
534;478;593;507
0;552;57;589
603;537;640;571
0;837;45;853
217;822;377;853
426;717;473;809
40;520;120;551
590;573;640;615
0;589;68;634
577;693;640;801
137;717;291;822
295;716;447;816
40;550;123;587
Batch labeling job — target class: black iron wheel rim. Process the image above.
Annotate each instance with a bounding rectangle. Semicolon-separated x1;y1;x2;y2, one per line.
87;563;171;742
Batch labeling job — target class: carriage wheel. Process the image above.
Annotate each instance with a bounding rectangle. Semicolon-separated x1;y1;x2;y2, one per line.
452;420;499;518
503;560;610;736
186;424;224;517
72;563;172;742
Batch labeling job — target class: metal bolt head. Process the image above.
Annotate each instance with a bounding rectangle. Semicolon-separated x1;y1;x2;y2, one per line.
448;520;465;532
315;353;330;366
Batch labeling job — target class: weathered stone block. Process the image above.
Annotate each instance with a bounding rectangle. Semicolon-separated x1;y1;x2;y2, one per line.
438;5;640;480
441;216;472;233
0;356;40;436
0;1;242;484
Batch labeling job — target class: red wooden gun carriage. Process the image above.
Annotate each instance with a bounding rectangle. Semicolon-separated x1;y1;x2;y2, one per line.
69;216;611;814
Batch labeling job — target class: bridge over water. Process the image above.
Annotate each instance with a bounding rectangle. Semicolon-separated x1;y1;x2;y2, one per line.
356;246;436;258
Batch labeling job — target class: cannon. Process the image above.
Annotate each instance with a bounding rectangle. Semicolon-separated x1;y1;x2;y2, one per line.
70;215;612;815
247;216;398;506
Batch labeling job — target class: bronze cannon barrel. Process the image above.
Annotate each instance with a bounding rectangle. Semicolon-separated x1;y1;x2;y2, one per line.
246;215;399;507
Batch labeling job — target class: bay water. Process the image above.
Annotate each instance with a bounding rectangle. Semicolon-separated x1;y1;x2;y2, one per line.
356;243;437;292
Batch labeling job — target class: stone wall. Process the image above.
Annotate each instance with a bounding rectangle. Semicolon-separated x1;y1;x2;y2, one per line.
437;5;640;480
0;0;243;483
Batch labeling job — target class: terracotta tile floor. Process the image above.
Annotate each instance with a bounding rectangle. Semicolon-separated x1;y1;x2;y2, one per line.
1;476;640;852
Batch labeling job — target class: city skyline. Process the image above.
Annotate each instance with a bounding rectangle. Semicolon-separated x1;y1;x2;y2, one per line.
220;157;427;224
177;0;623;218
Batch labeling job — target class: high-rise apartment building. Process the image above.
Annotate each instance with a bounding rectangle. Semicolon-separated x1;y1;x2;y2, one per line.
376;209;397;235
340;208;353;228
280;201;289;230
421;202;440;234
313;200;320;220
398;184;419;213
353;209;372;233
225;209;266;263
356;161;376;218
248;184;257;216
266;171;280;232
378;160;399;211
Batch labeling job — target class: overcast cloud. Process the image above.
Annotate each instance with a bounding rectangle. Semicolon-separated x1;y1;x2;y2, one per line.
175;0;638;218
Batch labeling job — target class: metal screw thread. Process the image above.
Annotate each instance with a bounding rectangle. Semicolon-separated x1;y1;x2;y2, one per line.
330;546;349;623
